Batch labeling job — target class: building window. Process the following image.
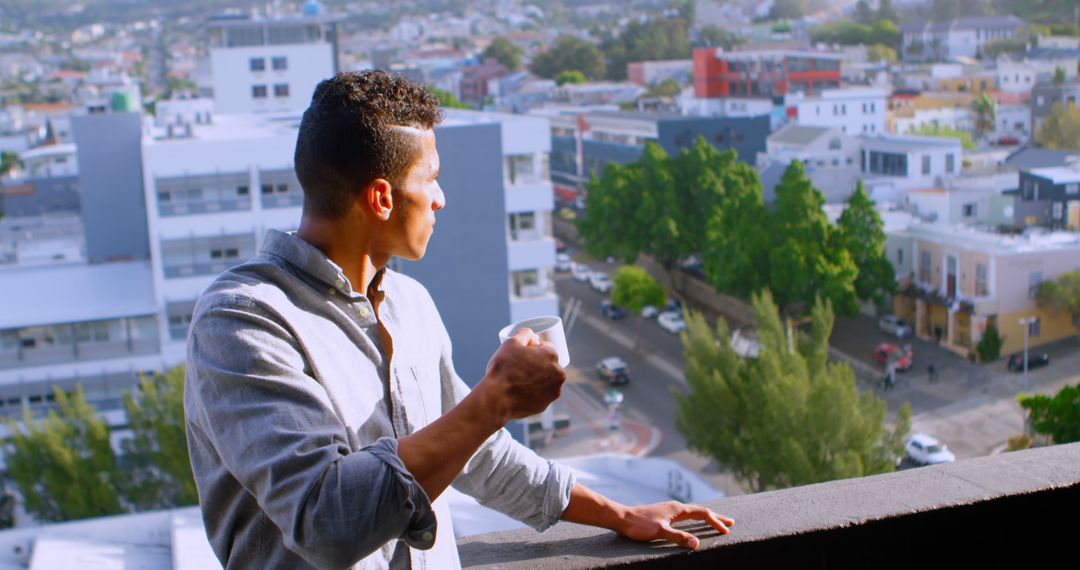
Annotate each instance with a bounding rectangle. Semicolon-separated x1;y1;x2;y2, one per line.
237;185;249;196
946;153;955;174
249;58;266;72
1028;271;1042;298
276;183;289;193
963;203;977;217
975;263;988;296
261;184;273;194
922;155;931;175
274;83;289;98
252;85;268;99
272;56;287;70
920;250;931;283
897;248;904;265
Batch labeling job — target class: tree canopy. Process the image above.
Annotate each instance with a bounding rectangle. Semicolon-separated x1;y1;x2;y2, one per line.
612;265;666;347
676;292;912;492
4;386;125;522
481;37;523;71
836;181;896;307
1019;384;1080;444
600;17;692;80
1035;269;1080;336
1035;104;1080;150
427;86;471;109
530;35;606;80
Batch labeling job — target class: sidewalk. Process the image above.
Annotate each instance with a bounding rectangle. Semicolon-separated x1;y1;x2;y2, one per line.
525;368;662;459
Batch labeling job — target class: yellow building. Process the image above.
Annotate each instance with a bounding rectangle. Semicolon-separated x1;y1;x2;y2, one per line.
890;224;1080;359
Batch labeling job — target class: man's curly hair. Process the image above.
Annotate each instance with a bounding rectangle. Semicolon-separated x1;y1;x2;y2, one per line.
294;70;444;220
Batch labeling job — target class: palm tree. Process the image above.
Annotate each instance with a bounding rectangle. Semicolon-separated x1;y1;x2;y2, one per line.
972;92;996;139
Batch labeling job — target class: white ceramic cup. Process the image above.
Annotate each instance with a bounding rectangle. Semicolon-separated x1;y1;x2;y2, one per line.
498;316;570;368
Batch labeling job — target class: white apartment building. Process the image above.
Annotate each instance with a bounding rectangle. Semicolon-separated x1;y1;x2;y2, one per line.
205;11;340;114
996;61;1036;93
789;87;888;136
860;134;965;201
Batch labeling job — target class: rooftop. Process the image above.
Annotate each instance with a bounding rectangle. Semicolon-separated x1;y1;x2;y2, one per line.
908;223;1080;255
859;134;963;153
0;260;156;329
1028;165;1080;185
769;124;830;147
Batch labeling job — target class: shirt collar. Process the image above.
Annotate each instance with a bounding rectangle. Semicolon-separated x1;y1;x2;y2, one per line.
261;229;387;299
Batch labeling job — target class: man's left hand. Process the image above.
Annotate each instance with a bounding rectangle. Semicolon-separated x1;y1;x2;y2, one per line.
615;501;733;550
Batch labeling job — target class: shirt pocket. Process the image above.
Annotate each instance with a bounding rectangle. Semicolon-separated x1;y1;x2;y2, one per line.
399;361;440;431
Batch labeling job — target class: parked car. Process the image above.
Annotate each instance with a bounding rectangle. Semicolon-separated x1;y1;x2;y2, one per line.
555;239;568;253
571;262;591;282
878;315;912;338
601;300;627;320
657;311;687;334
642;298;677;319
1007;352;1050;372
589;271;613;293
872;342;913;371
641;305;660;318
597;356;630;385
905;433;956;466
555;252;572;272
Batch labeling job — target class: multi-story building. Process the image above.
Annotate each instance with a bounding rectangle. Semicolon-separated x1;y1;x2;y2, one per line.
692;48;843;99
859;134;964;199
996;61;1036;93
889;223;1080;357
1015;165;1080;229
757;124;862;203
545;110;770;201
204;9;341;114
900;16;1027;62
627;59;693;87
789;87;888;136
1030;78;1080;131
458;59;509;107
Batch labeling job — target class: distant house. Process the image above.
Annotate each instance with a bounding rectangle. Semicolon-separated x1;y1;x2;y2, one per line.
758;123;862;204
1030;78;1080;132
901;16;1027;62
1016;165;1080;229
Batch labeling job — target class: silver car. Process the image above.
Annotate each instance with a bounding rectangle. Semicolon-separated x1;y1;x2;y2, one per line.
879;315;912;338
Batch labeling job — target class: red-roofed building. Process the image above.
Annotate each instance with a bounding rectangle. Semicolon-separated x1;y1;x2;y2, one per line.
692;48;843;99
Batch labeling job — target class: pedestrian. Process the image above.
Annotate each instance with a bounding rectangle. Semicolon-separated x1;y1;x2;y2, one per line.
927;363;937;383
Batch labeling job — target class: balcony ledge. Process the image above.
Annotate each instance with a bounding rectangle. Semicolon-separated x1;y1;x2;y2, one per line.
458;442;1079;568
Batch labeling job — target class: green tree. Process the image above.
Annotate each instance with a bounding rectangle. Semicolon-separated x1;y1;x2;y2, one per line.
769;0;804;20
530;35;605;80
427;86;471;110
646;79;682;98
836;181;896;307
611;265;666;348
701;149;770;299
600;17;692;80
1019;384;1080;444
3;386;125;522
675;292;912;492
695;26;746;50
1035;270;1080;337
1035;103;1080;150
972;92;996;137
768;161;859;316
481;36;523;71
975;322;1004;362
554;70;587;86
578;162;650;263
0;150;22;176
121;366;198;510
1053;66;1066;84
866;44;897;63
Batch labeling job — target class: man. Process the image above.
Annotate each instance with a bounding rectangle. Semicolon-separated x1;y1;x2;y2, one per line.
184;70;732;569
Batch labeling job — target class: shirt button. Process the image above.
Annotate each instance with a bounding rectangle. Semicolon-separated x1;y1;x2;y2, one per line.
328;287;335;295
422;531;434;542
357;305;370;318
335;278;345;289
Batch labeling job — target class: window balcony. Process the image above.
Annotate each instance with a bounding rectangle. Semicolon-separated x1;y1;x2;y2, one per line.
459;443;1078;568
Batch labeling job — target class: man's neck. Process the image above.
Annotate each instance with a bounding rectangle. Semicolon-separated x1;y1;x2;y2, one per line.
296;213;388;296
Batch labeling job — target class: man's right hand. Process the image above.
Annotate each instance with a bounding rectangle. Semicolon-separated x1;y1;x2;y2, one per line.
479;328;566;425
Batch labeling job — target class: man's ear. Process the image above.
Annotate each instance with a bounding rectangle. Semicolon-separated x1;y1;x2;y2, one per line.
365;178;394;221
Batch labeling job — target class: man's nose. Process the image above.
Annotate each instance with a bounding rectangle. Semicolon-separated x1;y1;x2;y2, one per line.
433;183;446;211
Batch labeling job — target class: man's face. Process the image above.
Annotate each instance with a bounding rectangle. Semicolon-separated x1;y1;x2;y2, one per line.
381;128;444;261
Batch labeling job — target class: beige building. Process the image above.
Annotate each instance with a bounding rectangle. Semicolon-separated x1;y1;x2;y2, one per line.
889;224;1080;359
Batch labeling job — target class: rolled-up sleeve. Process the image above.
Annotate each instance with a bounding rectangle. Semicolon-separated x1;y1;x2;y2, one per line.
185;297;437;568
433;314;576;532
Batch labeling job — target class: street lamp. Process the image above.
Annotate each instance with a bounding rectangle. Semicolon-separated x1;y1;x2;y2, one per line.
1018;317;1035;393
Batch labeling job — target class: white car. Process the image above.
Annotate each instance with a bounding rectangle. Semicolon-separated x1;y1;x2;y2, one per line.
555;253;572;272
589;271;613;293
641;305;660;318
657;311;687;334
905;433;956;466
879;315;912;338
570;262;591;282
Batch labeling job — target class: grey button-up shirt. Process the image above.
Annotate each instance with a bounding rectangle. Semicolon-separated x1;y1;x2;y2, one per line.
185;229;576;569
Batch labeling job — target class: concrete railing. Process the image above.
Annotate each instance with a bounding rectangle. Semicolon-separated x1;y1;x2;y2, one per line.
459;442;1079;568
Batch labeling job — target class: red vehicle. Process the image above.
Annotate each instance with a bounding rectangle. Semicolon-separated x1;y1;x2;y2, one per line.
873;343;913;371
